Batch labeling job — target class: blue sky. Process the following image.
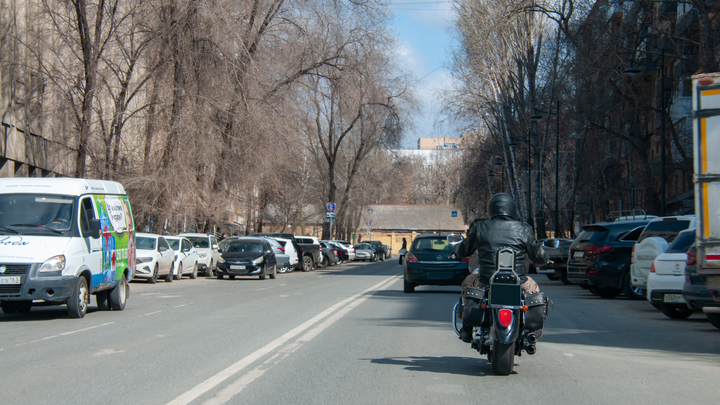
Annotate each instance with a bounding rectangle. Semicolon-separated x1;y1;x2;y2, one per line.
388;0;458;149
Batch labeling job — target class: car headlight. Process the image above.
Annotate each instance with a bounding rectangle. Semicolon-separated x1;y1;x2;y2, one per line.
136;257;153;264
38;255;66;273
253;256;264;265
218;256;226;263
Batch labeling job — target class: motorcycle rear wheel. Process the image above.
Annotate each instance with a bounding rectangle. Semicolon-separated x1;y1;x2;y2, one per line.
490;340;514;375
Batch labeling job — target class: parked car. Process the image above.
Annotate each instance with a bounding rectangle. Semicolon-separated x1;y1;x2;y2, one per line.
261;237;291;273
647;229;696;319
530;238;574;284
135;233;175;283
318;241;340;267
328;241;349;262
403;233;469;293
682;245;720;329
365;240;386;261
566;219;650;298
354;243;373;261
631;215;696;291
165;236;199;280
253;233;319;271
216;237;277;280
178;233;220;277
274;237;299;272
383;243;392;259
333;240;355;261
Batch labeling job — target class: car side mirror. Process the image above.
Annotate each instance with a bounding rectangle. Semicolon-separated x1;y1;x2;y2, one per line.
212;244;219;250
542;239;561;249
447;233;463;245
159;246;168;252
89;219;101;239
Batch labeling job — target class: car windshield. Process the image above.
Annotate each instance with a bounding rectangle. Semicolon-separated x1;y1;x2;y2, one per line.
355;243;371;250
412;237;454;252
136;237;157;250
0;194;75;235
186;236;210;248
166;238;180;250
221;242;264;253
666;230;695;254
638;220;692;244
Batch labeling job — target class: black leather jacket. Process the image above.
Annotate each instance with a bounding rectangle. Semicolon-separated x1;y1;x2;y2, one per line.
454;217;548;284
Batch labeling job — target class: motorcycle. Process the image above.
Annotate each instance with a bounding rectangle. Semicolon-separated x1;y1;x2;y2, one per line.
451;240;550;376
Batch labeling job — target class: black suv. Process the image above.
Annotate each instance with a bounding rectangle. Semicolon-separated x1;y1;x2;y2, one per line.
567;219;650;298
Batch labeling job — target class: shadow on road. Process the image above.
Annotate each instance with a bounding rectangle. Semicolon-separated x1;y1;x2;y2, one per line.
366;355;502;376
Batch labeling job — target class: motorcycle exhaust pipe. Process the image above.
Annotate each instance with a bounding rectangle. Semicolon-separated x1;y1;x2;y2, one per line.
526;332;538;344
525;343;537;355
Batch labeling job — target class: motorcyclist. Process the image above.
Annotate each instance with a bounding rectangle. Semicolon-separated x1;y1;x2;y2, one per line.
454;193;549;343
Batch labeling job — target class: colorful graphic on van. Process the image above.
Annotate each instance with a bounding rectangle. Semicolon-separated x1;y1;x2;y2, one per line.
93;195;135;286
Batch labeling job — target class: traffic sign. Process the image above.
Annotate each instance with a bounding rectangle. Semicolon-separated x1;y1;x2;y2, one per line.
368;208;373;214
452;211;457;217
326;202;336;212
326;212;336;218
365;220;371;226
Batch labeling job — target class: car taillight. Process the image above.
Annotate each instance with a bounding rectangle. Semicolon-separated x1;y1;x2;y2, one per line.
686;250;696;265
650;262;656;273
331;250;336;255
586;245;612;254
405;253;419;263
278;247;285;253
461;257;469;263
498;309;513;328
631;245;636;264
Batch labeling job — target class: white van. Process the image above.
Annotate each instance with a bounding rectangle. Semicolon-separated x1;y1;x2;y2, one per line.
0;178;135;318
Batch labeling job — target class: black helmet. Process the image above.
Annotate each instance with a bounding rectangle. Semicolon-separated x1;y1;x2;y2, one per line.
487;193;519;220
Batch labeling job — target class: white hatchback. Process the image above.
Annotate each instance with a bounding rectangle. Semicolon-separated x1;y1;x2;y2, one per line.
646;229;696;319
135;233;175;283
165;236;199;279
179;233;220;277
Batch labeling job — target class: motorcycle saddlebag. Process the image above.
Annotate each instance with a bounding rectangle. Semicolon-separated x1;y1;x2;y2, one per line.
524;292;548;331
462;287;486;327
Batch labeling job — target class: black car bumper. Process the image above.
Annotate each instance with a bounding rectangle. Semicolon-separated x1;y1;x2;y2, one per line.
217;263;263;276
404;263;468;286
683;282;715;311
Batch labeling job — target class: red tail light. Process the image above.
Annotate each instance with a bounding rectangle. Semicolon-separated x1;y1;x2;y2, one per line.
405;253;419;263
686;250;696;265
498;309;513;328
586;245;612;254
650;262;656;273
278;247;285;253
461;257;470;263
631;245;636;264
330;250;336;255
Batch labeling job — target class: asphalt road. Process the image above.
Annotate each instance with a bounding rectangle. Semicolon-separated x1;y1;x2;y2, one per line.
1;259;719;405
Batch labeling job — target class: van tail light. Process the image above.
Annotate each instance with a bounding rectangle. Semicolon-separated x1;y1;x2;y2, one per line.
405;253;419;263
686;250;696;265
650;262;656;273
461;257;470;263
498;309;513;328
586;245;612;254
631;245;636;264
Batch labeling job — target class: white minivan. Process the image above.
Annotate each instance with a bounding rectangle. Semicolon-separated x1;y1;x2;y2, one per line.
0;178;135;318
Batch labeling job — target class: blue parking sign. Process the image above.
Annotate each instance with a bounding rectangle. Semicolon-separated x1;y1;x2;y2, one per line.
452;211;457;217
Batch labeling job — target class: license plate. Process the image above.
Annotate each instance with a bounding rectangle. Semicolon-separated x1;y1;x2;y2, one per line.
573;251;584;258
0;276;21;285
230;265;246;270
663;294;686;303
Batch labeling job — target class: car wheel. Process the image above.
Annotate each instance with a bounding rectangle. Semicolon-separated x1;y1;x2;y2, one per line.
659;304;694;319
260;264;267;280
404;279;415;293
164;263;174;282
14;301;32;313
148;265;158;284
67;276;89;318
109;274;128;311
229;275;235;280
217;273;224;279
560;270;572;285
623;272;645;300
96;290;110;310
302;256;313;272
207;261;214;277
706;313;720;329
0;302;17;314
190;263;198;279
270;263;276;279
174;263;183;280
589;287;621;299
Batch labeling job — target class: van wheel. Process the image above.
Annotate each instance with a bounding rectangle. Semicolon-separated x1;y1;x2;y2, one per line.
67;276;89;318
164;264;174;282
109;275;128;310
149;265;158;284
190;263;198;279
96;290;110;310
270;264;276;279
174;263;183;280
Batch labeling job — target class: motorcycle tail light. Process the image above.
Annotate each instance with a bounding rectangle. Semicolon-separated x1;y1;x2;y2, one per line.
498;309;513;328
650;262;656;273
405;253;419;263
686;250;696;265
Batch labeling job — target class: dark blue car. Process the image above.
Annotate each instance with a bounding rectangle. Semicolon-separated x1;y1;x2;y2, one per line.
403;233;469;293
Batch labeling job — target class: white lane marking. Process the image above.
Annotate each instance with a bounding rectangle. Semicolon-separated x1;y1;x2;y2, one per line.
203;276;398;405
93;348;126;356
160;295;183;298
168;276;400;405
174;304;188;309
14;322;114;347
145;311;162;316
